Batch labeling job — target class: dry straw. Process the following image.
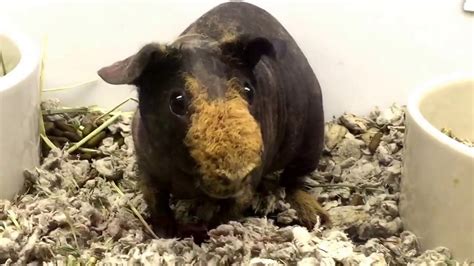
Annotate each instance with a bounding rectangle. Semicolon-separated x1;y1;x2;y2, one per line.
38;36;57;150
0;50;6;76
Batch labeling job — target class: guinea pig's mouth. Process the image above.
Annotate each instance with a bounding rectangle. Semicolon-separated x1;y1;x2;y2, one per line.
197;176;250;199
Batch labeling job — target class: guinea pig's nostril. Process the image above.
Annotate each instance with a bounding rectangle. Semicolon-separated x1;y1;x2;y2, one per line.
218;176;231;186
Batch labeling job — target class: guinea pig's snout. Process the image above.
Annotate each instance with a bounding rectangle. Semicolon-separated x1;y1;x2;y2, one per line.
217;175;231;186
200;174;251;199
217;175;249;186
214;175;247;190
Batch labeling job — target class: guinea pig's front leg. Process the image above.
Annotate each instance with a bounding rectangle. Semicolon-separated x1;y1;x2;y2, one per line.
141;185;177;238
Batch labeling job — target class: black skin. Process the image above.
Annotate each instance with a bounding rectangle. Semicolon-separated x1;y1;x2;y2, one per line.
98;2;327;241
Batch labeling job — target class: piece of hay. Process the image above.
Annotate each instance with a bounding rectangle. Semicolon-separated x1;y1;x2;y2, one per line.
0;50;7;76
440;127;474;148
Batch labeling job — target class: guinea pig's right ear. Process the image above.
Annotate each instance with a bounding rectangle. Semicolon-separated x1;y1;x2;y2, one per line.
219;35;286;69
97;43;165;85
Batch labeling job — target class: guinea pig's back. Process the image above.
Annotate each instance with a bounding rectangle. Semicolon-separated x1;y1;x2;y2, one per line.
182;2;296;52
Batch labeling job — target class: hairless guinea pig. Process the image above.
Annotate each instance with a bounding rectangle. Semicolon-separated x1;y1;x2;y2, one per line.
97;2;328;238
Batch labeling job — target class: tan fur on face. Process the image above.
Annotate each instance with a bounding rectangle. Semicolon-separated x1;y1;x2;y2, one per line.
183;75;263;197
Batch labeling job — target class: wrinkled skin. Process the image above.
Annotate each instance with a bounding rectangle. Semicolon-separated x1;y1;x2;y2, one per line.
98;2;328;240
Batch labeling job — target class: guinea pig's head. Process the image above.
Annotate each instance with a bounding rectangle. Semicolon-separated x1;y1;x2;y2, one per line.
97;34;278;199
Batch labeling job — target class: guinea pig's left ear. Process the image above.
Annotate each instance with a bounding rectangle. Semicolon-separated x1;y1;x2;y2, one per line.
97;43;166;85
220;36;284;69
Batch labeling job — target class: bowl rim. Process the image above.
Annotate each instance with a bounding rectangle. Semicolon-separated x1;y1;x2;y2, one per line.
407;72;474;158
0;26;40;92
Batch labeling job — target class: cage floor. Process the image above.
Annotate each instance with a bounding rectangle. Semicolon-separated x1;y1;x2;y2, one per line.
0;103;464;265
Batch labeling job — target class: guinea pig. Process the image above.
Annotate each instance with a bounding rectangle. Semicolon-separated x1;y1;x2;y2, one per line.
97;2;328;238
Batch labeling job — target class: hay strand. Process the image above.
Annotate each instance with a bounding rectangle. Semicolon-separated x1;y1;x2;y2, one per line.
66;112;121;154
43;79;97;92
38;36;56;149
0;50;6;76
40;134;57;150
42;107;89;115
7;210;21;230
93;97;138;124
111;181;159;239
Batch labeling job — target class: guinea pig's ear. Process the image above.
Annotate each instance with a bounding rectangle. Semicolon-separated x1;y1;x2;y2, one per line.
220;35;285;69
97;43;166;85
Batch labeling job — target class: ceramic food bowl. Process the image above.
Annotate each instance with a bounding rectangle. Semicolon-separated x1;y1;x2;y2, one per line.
0;27;41;200
400;73;474;262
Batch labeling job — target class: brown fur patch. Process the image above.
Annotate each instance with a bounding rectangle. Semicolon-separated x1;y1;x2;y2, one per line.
183;75;263;198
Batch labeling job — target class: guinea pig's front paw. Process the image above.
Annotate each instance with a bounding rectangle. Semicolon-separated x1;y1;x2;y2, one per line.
150;215;178;238
177;223;210;244
286;189;331;230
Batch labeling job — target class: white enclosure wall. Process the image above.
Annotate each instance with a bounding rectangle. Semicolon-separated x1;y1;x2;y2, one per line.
1;0;473;120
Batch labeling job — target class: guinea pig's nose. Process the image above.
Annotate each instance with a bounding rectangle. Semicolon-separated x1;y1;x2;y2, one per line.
218;176;232;186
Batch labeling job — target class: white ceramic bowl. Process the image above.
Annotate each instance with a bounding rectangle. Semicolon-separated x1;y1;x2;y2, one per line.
0;28;41;200
400;73;474;262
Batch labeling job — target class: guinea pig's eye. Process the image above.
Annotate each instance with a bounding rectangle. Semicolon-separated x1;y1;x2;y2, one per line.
243;82;255;104
169;92;187;116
